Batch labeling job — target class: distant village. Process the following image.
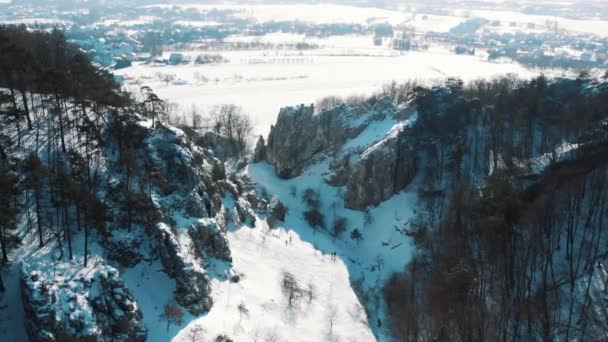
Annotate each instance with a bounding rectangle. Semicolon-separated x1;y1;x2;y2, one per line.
2;0;607;80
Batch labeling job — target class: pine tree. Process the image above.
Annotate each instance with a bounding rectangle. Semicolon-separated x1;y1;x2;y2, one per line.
0;166;19;263
23;153;47;247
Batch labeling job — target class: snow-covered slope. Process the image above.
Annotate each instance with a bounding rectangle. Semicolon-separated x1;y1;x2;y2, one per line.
248;99;423;340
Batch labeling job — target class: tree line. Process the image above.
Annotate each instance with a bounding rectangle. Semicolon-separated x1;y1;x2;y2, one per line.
384;75;608;341
0;26;176;291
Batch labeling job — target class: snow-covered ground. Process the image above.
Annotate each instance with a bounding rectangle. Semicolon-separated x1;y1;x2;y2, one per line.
116;45;536;136
242;116;424;339
171;221;375;342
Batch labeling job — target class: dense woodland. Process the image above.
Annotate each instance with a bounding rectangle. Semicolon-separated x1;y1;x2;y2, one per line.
0;25;174;292
384;76;608;341
0;26;255;298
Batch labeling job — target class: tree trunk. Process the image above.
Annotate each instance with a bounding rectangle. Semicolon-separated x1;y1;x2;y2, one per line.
0;226;8;264
55;93;67;153
84;219;88;268
35;189;44;247
20;89;32;130
0;141;6;161
64;203;73;260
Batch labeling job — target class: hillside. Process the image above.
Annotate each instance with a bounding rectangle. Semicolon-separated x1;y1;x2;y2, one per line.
251;76;608;340
2;25;608;342
0;26;375;342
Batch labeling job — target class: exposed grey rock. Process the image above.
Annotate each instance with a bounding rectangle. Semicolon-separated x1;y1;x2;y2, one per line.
158;225;212;315
211;158;226;180
253;135;266;162
267;196;287;222
265;99;396;178
326;152;351;187
235;198;256;226
188;221;232;262
345;131;417;210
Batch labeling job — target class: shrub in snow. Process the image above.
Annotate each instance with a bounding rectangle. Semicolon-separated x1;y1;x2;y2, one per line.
350;229;363;245
281;272;306;309
304;208;326;231
160;302;184;332
289;185;297;198
215;334;234;342
332;216;348;238
302;188;325;230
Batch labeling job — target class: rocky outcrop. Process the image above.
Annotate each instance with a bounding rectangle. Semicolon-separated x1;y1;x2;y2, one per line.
326;153;351;187
253;135;266;162
235;198;256;226
345;130;417;210
189;221;232;262
260;97;418;210
268;196;287;221
158;223;212;315
21;261;147;342
266;196;287;227
263;98;396;178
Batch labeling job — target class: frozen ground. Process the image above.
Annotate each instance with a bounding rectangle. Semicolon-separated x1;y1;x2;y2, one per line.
116;45;536;136
169;220;375;342
244;119;423;340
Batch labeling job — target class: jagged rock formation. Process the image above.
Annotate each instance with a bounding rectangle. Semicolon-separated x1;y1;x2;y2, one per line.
266;196;287;227
189;220;232;262
157;223;213;315
21;261;147;342
345;128;417;210
264;98;396;178
253;135;266;162
257;97;418;210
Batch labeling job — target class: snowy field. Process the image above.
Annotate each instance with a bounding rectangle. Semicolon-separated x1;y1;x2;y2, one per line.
116;45;536;136
144;3;415;26
142;3;608;37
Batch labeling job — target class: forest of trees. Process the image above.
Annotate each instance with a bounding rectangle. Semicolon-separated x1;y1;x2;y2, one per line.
0;25;256;294
0;25;176;291
384;76;608;341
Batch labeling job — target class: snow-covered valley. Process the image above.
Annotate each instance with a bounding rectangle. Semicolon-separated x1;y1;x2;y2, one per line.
2;5;608;342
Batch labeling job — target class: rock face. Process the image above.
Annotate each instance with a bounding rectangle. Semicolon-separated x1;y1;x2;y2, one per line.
253;135;266;162
345;130;417;210
266;196;287;227
157;223;212;315
260;98;419;210
21;261;147;342
263;99;395;178
267;196;287;221
189;221;232;262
